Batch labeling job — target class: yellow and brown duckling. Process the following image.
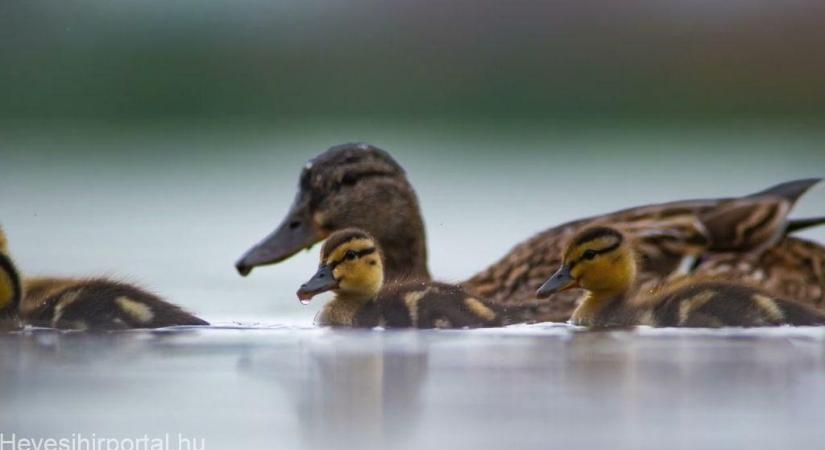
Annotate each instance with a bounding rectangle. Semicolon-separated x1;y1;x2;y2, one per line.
1;226;208;330
0;228;23;330
235;143;825;323
20;277;209;330
537;226;825;328
296;229;500;328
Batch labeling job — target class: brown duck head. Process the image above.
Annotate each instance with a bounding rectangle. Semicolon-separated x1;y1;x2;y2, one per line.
235;143;430;281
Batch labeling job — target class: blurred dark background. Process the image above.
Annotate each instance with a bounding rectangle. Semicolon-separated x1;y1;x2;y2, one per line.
3;0;824;121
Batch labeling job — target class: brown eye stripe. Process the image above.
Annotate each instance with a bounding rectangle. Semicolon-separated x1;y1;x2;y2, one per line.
354;247;376;258
330;247;376;269
569;241;621;267
573;227;624;247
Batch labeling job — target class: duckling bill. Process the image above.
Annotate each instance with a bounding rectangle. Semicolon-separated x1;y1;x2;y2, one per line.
297;228;500;329
538;226;825;328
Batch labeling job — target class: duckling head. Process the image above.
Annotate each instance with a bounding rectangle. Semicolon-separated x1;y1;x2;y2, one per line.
0;226;7;254
537;226;637;299
296;228;385;303
0;226;21;315
236;143;428;281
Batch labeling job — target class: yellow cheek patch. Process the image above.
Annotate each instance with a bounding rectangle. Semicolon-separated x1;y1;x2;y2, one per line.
332;264;345;281
334;260;367;282
570;264;586;281
325;239;375;265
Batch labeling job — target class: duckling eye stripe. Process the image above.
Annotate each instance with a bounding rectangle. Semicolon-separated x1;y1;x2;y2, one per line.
573;241;621;265
330;247;376;269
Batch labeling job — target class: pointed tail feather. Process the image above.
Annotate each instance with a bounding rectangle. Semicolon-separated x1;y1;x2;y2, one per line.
702;178;821;251
747;178;821;204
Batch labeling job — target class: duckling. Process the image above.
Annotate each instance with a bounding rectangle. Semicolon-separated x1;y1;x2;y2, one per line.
1;226;208;330
536;226;825;328
296;228;501;328
0;227;23;330
235;142;825;322
20;277;209;330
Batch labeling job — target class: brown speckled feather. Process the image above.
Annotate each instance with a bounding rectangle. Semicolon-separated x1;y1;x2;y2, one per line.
465;178;822;323
692;236;825;310
576;280;825;328
464;201;723;322
21;277;208;330
353;280;502;329
642;280;825;328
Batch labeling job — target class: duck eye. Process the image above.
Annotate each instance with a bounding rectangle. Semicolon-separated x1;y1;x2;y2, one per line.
345;250;358;261
583;250;597;260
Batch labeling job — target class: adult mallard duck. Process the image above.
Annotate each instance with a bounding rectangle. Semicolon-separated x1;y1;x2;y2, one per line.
296;228;501;328
536;226;825;327
1;226;208;330
235;143;825;323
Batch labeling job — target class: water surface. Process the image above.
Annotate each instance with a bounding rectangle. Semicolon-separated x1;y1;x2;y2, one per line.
1;325;824;450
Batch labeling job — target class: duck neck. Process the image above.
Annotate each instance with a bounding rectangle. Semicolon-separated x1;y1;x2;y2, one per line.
356;181;429;281
374;224;428;281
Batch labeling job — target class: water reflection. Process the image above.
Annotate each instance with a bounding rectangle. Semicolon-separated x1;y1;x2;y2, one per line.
246;331;429;450
0;327;824;449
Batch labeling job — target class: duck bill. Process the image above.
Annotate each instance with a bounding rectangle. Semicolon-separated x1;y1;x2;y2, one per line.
235;198;324;276
536;265;578;298
296;265;337;302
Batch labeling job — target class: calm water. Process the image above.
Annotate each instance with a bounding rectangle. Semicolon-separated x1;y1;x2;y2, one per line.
1;120;824;449
1;326;824;450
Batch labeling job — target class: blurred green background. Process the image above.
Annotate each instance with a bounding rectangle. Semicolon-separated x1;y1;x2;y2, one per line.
1;0;824;322
2;0;824;121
